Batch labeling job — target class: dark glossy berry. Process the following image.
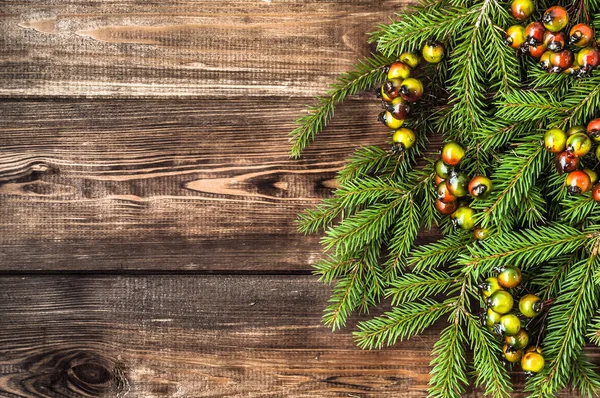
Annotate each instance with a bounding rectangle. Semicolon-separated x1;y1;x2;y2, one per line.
487;290;514;314
505;329;529;350
566;170;592;194
422;39;445;64
542;6;569;32
435;199;457;215
392;128;416;152
486;308;503;330
576;47;600;76
497;265;522;288
566;133;592;157
567;125;586;136
519;294;543;317
434;159;453;179
549;50;574;73
386;97;411;120
506;25;527;49
399;52;421;69
543;31;566;52
539;51;552;70
554;151;580;174
446;171;469;198
528;43;547;58
382;79;403;100
399;78;424;102
378;111;404;130
474;227;490;241
452;206;476;230
587;118;600;140
511;0;534;21
569;24;594;47
441;141;466;166
437;181;457;203
380;85;393;103
584;169;598;184
434;174;445;186
387;62;411;80
522;351;545;373
563;58;582;76
503;344;524;363
499;314;522;336
525;22;546;45
468;176;493;199
480;276;503;298
543;128;567;152
592;183;600;203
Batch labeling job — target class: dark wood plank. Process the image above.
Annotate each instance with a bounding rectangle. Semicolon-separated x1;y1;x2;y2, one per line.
0;275;596;397
1;0;410;98
0;275;432;397
0;98;440;272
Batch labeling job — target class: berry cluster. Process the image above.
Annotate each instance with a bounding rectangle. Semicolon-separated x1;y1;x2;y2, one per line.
542;119;600;200
480;267;547;375
377;40;445;152
433;142;492;240
505;2;599;77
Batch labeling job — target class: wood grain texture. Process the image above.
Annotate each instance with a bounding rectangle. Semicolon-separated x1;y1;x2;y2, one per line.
0;275;433;398
0;98;440;272
0;275;597;398
1;0;410;98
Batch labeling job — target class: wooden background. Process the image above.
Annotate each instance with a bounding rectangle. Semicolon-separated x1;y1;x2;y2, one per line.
1;1;598;397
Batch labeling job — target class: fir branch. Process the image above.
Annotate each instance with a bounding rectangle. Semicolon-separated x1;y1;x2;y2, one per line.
495;90;563;122
322;243;384;330
560;195;597;225
321;199;401;254
466;315;513;398
562;71;600;126
474;139;549;227
459;224;591;276
387;269;455;305
289;54;391;158
407;233;471;272
354;299;453;349
527;242;600;396
570;355;600;398
428;321;469;398
383;171;434;277
588;312;600;346
371;6;474;56
337;146;395;184
298;198;342;234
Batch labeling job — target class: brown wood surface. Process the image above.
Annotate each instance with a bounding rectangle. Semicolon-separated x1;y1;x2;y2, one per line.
1;1;598;397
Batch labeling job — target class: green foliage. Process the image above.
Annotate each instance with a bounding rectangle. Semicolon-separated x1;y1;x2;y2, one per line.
289;0;600;395
466;315;513;398
526;249;600;396
354;299;453;349
289;54;392;158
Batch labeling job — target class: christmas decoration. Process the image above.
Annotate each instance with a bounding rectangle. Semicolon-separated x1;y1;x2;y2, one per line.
289;0;600;396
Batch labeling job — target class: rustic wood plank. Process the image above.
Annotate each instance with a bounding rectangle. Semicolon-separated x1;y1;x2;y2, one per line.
0;98;440;271
0;275;432;398
0;275;597;397
1;0;410;98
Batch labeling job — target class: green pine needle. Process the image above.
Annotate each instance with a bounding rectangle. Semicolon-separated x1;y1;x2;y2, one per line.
289;54;391;158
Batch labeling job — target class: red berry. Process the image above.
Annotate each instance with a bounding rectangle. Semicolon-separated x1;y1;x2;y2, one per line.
554;151;580;175
592;183;600;203
511;0;534;21
543;31;566;52
549;50;574;73
525;22;546;45
587;119;600;141
569;24;594;47
435;199;458;215
566;170;592;194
